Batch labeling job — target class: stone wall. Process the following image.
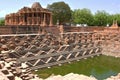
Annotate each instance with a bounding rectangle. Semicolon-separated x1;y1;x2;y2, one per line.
0;26;60;35
63;26;105;32
0;26;12;34
94;31;120;57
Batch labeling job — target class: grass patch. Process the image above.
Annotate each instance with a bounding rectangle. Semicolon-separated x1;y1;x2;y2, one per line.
34;55;120;80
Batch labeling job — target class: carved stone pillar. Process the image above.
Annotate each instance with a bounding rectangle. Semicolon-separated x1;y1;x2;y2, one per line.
15;16;17;25
17;14;19;25
26;13;30;25
39;13;41;25
10;17;11;25
12;15;14;25
10;16;12;25
43;13;46;26
26;10;28;25
36;13;39;25
9;17;10;25
22;13;25;25
40;13;43;26
8;16;11;24
14;16;16;25
16;15;18;25
49;14;53;26
19;15;22;25
15;16;16;25
37;13;40;25
11;15;13;25
32;13;34;25
20;13;24;25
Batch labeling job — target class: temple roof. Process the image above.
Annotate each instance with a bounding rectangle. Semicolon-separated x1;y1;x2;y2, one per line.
31;2;42;9
5;2;52;17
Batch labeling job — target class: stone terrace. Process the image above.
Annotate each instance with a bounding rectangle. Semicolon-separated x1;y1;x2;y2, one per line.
0;24;120;79
0;31;102;79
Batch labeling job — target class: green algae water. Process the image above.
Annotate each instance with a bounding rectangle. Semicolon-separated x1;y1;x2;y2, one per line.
35;55;120;80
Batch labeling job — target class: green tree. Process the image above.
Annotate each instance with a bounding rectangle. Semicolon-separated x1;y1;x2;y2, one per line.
94;10;110;26
0;19;5;26
72;8;94;26
47;1;71;25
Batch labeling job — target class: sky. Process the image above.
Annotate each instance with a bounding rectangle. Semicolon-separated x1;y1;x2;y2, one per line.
1;0;120;17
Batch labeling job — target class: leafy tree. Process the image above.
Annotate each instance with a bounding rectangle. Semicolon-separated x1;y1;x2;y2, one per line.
47;1;72;25
94;10;110;26
0;19;5;26
72;8;94;26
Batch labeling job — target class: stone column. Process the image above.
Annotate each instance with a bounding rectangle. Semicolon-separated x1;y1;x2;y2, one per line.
15;16;17;25
8;17;9;25
8;16;11;24
11;17;12;25
25;13;27;25
36;13;39;25
11;15;13;25
17;15;19;25
32;13;34;25
43;13;46;26
14;16;15;25
11;16;12;25
38;13;40;25
12;17;14;25
14;16;16;25
20;13;23;25
27;13;30;25
27;13;29;25
9;16;11;25
22;13;25;25
26;13;30;25
12;15;14;25
18;14;20;25
49;14;53;26
19;15;22;25
16;16;18;25
40;13;42;26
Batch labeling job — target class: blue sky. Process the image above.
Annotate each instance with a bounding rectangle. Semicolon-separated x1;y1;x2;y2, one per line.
0;0;120;17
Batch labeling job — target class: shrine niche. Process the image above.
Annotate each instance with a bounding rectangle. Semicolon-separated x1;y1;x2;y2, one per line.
104;20;119;32
110;20;118;29
5;2;52;26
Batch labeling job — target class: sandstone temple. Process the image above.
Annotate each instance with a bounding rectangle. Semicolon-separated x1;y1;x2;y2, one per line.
5;2;52;26
1;2;120;80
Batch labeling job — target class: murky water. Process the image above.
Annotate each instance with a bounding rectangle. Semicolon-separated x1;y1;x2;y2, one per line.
91;69;117;80
35;55;120;79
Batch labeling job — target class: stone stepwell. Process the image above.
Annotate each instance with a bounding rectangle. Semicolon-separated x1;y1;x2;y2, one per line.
0;32;102;80
0;30;120;79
